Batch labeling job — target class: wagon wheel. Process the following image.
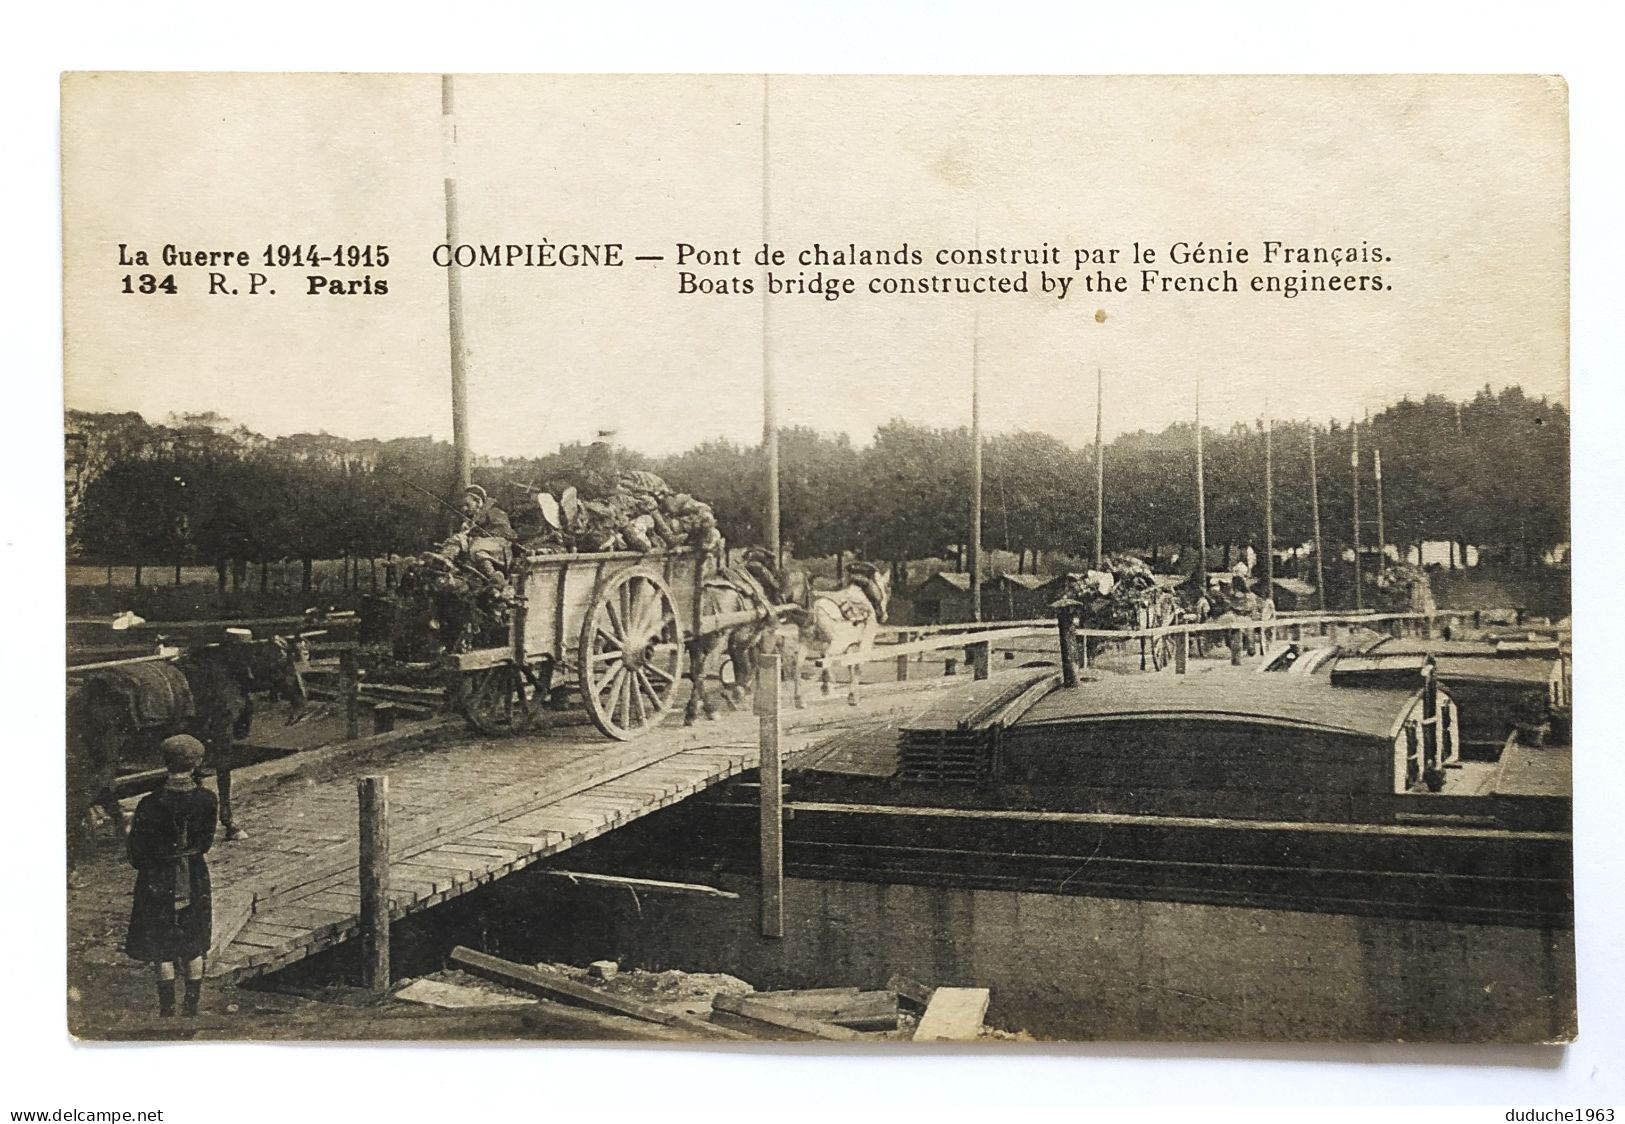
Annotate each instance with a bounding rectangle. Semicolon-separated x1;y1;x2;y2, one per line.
1148;594;1179;671
580;569;684;740
458;663;538;735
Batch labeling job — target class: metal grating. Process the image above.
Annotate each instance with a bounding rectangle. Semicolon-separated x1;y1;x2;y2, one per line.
897;728;997;783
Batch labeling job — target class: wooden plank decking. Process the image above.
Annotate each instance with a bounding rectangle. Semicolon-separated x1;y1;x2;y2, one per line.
208;738;757;981
199;672;996;983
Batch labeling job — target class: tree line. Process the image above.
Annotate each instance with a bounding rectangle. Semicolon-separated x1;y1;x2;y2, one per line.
65;385;1568;593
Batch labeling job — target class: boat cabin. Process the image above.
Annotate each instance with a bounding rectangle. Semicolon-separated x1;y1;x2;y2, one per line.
1367;638;1564;749
875;669;1463;824
1001;672;1457;811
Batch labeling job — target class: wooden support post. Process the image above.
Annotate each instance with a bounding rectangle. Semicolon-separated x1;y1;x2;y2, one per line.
969;640;991;681
1175;631;1189;674
1057;611;1078;688
1421;663;1440;774
895;630;912;682
371;702;397;735
340;648;360;741
1230;630;1242;666
755;653;784;940
357;775;390;992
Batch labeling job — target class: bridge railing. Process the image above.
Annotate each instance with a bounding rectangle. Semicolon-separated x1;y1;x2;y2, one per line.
814;608;1566;676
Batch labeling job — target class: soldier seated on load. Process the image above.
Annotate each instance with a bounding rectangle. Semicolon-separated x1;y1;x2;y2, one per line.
456;484;515;589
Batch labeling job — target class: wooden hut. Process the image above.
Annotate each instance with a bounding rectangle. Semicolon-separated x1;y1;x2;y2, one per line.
985;572;1050;620
907;571;975;625
1271;576;1318;612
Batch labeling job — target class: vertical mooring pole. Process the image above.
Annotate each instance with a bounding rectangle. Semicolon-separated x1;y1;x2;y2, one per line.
969;640;991;681
755;652;785;939
1057;608;1079;687
358;775;390;992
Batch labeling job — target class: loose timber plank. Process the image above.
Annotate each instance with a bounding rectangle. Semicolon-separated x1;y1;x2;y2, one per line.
448;947;749;1041
912;987;990;1042
709;994;861;1041
533;870;740;899
886;974;937;1011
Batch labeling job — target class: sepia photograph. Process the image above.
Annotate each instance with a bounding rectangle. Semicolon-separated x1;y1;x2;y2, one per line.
58;72;1577;1052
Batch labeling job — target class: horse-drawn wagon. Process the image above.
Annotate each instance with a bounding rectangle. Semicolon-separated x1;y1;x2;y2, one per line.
421;545;789;740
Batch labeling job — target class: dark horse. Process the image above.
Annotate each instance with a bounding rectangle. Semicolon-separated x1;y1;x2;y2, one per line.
67;636;309;863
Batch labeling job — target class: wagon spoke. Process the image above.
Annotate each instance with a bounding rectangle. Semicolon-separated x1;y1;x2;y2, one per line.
641;661;675;685
618;582;634;639
629;581;659;641
624;579;648;638
615;670;631;729
635;668;664;712
596;664;626;705
645;641;681;665
627;670;646;727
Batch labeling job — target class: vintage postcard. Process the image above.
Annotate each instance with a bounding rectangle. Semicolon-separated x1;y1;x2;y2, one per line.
62;73;1571;1044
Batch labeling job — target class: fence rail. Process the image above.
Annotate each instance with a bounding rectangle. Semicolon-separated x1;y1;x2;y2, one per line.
818;608;1567;673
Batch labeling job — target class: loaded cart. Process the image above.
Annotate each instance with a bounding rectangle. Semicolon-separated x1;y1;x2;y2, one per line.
442;544;786;741
449;547;707;739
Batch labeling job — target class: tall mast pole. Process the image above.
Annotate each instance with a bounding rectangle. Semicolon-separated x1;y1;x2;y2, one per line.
443;75;471;504
1350;419;1363;610
1195;382;1208;584
1374;446;1386;568
1264;411;1275;601
762;77;780;566
1093;367;1105;568
1309;429;1326;610
970;328;983;622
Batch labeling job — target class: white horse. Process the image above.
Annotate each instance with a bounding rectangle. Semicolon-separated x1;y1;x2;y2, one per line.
785;562;892;706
